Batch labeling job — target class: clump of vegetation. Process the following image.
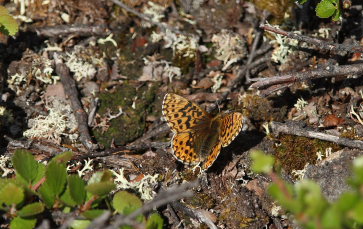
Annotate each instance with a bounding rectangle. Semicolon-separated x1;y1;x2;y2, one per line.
251;150;363;228
0;150;163;229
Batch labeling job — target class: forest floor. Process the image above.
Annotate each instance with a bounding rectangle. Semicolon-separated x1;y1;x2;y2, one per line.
1;0;363;228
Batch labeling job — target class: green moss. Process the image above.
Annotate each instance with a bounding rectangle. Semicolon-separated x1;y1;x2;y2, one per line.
185;192;216;209
275;135;341;174
242;94;286;122
93;82;160;148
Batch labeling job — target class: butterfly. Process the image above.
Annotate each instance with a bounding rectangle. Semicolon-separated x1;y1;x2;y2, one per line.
162;93;244;170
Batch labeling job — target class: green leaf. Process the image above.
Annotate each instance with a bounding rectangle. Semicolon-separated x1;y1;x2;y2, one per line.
60;185;77;207
250;150;274;173
12;150;39;184
350;201;363;224
0;183;24;205
33;163;46;185
268;183;301;213
82;209;107;220
86;181;115;196
68;175;86;205
322;207;342;229
51;151;74;164
45;161;67;197
18;202;44;217
316;0;336;18
146;213;164;229
113;191;142;215
336;192;358;213
70;220;90;229
88;170;114;185
10;217;36;229
38;183;55;208
0;6;19;36
297;0;308;3
295;180;328;216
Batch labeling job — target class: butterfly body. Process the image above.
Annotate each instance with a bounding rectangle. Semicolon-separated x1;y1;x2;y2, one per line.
162;93;244;170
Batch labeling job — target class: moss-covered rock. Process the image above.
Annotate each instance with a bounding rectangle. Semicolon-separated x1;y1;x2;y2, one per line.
93;81;160;148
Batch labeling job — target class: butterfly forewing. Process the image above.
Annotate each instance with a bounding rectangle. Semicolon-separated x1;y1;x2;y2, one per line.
162;93;211;133
220;112;243;147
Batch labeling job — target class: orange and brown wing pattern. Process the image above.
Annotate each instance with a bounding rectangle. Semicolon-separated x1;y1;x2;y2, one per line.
201;142;222;170
220;112;243;147
162;93;211;133
171;132;200;165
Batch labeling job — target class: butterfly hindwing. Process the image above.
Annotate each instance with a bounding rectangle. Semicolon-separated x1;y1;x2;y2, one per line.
201;142;222;170
162;93;211;133
172;132;200;165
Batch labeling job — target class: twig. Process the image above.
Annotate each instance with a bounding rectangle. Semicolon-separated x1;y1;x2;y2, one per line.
270;121;363;150
105;182;197;229
54;54;98;151
260;24;363;53
86;211;112;229
34;24;110;37
170;202;218;229
250;63;363;89
75;141;169;160
128;123;169;146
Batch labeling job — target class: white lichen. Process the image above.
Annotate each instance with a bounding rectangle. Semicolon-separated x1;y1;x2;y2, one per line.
211;73;223;93
97;34;117;47
141;58;181;82
7;56;58;95
211;30;247;71
294;98;308;112
151;29;198;59
24;97;78;144
142;2;165;28
112;168;158;200
0;155;14;177
65;52;97;81
77;159;94;177
270;27;299;64
291;163;309;180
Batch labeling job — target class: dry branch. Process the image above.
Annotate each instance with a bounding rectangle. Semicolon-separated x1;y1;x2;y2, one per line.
54;54;98;151
35;24;110;37
250;63;363;89
270;121;363;150
260;24;363;53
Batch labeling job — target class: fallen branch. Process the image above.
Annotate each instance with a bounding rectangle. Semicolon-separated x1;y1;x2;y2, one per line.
54;54;98;151
170;201;218;229
34;24;110;38
260;24;363;53
270;121;363;150
250;63;363;89
105;181;197;229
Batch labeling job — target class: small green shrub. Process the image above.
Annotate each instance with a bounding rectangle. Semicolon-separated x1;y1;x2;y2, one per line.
251;150;363;229
0;150;164;229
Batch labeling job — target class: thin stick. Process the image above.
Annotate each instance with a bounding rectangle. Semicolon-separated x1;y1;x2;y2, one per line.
250;63;363;89
260;24;363;53
54;54;98;151
35;24;110;37
105;182;197;229
270;121;363;150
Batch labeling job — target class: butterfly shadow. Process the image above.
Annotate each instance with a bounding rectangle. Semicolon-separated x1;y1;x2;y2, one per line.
208;130;265;173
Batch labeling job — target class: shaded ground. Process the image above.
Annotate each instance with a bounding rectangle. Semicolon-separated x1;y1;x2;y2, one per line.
1;0;363;228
